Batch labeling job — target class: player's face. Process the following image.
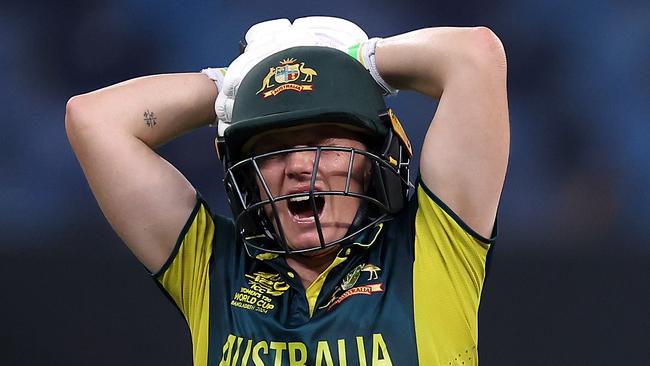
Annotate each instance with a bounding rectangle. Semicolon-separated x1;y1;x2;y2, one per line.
253;124;371;252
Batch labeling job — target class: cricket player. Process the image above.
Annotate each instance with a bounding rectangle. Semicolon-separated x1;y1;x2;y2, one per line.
66;17;509;365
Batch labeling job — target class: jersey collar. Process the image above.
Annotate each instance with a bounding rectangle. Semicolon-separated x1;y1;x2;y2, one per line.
249;223;385;262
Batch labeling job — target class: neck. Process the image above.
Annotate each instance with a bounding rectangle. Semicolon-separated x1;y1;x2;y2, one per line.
285;246;340;289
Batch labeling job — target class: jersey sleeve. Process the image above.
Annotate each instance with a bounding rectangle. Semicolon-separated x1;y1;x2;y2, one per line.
151;194;214;366
412;178;495;366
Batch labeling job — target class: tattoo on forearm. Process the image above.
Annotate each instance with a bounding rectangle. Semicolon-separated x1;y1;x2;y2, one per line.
143;109;157;127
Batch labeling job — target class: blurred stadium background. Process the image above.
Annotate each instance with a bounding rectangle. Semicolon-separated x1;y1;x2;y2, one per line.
1;0;648;364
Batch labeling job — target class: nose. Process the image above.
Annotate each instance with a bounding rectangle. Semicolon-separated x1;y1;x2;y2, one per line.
285;148;316;180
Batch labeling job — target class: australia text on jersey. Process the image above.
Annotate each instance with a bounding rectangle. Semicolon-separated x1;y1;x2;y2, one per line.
219;333;393;366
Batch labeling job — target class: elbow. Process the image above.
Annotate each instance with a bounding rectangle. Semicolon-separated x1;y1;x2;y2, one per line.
418;26;507;83
465;26;507;74
65;94;94;142
65;95;81;132
65;96;77;127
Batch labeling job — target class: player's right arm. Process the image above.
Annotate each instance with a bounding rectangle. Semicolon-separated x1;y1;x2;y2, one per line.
65;73;218;273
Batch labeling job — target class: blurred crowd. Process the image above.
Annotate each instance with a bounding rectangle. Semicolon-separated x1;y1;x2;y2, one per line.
1;0;648;255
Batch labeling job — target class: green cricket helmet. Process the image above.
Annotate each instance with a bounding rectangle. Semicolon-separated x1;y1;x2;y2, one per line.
217;46;412;255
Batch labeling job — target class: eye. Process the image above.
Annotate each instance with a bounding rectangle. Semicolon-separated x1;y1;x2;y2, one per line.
256;152;285;169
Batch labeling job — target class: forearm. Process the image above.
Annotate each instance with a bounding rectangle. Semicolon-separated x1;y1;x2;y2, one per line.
376;27;506;100
66;73;217;148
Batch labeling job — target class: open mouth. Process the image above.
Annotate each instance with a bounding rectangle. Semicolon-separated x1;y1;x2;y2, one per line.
287;195;325;220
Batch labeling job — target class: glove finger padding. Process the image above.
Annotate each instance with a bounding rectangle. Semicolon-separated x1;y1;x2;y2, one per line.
244;18;292;46
293;16;368;49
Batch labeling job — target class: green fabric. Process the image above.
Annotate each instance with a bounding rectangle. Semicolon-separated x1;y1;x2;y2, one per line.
346;43;362;60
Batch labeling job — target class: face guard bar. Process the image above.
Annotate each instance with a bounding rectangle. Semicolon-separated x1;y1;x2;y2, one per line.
223;129;412;256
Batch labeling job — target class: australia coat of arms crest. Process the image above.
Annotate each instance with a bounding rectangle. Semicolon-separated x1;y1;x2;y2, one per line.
256;58;317;98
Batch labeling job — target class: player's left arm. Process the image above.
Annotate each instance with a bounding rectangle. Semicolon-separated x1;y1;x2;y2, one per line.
376;27;509;238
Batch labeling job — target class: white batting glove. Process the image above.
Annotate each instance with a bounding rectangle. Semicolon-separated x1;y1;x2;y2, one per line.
207;17;397;136
294;17;398;96
292;16;367;50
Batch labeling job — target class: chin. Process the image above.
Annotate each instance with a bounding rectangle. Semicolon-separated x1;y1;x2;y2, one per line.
284;227;348;252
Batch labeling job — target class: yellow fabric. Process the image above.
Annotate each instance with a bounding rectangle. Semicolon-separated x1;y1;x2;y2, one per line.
156;203;215;366
305;256;347;317
413;184;491;366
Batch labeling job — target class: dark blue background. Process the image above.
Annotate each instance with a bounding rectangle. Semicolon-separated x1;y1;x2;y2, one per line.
2;0;648;364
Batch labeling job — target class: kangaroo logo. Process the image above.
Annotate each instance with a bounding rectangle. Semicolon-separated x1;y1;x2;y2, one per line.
256;67;276;95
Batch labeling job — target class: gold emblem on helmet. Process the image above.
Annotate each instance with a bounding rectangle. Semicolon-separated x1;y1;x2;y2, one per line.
257;58;317;98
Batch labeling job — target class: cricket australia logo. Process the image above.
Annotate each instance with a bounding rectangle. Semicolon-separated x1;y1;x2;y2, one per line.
320;263;384;311
256;58;317;98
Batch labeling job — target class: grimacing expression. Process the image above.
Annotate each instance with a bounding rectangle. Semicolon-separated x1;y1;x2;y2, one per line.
252;124;372;252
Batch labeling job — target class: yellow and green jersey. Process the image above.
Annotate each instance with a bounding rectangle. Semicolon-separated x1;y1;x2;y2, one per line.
153;178;494;365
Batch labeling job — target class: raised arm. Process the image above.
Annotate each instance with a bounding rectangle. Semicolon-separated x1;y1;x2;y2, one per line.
65;73;218;272
377;27;509;238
